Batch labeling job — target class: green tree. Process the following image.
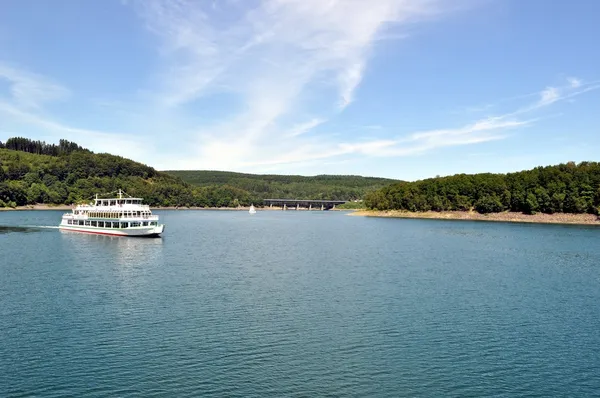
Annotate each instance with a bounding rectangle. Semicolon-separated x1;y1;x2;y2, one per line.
474;195;504;214
524;192;540;214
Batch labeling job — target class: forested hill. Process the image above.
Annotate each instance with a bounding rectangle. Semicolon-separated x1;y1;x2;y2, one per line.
164;170;397;201
365;162;600;215
0;137;394;208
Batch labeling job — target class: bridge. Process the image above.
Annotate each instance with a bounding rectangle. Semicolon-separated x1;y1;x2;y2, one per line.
263;199;347;210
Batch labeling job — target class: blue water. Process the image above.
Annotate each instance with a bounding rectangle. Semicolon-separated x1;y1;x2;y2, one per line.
1;210;599;397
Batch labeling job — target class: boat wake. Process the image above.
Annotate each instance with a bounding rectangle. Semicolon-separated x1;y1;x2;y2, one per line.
0;225;61;235
0;226;40;234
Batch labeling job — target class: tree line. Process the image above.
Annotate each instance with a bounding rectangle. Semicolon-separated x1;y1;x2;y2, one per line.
1;137;388;208
165;170;397;201
364;161;600;215
0;137;89;157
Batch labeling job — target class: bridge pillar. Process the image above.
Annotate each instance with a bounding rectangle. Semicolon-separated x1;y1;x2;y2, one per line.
283;204;287;211
309;204;312;210
333;204;336;210
270;203;272;208
296;204;299;210
321;204;324;211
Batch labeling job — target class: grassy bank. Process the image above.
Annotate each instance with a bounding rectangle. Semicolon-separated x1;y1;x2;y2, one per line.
349;209;600;225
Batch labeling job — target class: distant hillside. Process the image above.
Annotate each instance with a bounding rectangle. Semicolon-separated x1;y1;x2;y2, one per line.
164;170;399;201
1;137;390;208
0;138;262;208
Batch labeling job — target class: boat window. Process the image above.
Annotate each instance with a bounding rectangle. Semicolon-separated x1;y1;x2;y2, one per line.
85;221;90;226
143;222;148;226
120;222;128;228
91;221;97;227
113;222;119;228
78;220;84;226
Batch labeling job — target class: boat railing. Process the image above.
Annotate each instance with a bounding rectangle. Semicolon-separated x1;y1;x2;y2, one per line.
63;214;159;220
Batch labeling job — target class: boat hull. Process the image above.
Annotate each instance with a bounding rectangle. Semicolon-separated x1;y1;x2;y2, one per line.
59;224;165;237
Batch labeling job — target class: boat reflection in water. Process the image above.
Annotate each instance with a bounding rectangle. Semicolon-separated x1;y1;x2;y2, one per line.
60;228;165;271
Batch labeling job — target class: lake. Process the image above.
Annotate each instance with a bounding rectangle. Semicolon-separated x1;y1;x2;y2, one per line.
1;210;599;397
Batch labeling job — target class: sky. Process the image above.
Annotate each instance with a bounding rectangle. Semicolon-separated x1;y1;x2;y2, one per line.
1;0;599;180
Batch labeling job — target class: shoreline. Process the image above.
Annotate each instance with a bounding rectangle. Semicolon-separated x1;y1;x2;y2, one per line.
0;204;344;212
349;209;600;226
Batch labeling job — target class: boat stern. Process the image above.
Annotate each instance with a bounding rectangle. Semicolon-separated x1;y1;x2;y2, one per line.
153;224;165;235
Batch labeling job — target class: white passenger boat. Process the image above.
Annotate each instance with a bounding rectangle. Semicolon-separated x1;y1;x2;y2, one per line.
59;190;165;237
249;204;256;214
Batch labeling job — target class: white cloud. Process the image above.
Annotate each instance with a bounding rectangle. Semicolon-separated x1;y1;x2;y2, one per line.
239;115;527;168
129;0;448;169
288;118;326;137
538;86;559;107
338;61;365;109
135;0;437;111
568;77;582;88
0;64;70;109
0;102;147;157
0;62;147;159
147;73;599;171
2;3;599;175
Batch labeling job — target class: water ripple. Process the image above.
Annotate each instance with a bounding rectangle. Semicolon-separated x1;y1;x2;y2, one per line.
1;211;600;396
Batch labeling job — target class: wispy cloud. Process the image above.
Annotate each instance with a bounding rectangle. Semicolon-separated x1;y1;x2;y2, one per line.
129;0;450;169
538;86;560;107
0;101;146;157
0;62;146;157
130;0;600;172
523;77;600;113
288;118;326;137
242;115;529;167
454;76;599;116
135;0;441;109
0;64;69;109
568;77;582;88
2;2;599;175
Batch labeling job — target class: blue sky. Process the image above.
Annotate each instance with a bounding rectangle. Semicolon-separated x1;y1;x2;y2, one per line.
1;0;599;180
